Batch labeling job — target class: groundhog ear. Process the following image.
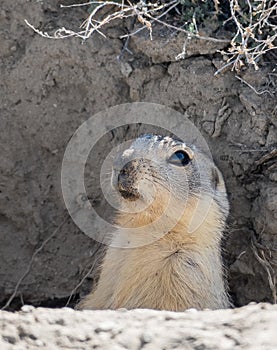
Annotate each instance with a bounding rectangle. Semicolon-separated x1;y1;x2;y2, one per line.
211;167;220;190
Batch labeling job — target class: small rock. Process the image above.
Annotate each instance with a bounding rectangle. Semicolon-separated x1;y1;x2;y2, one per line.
141;331;152;343
186;308;198;313
21;305;35;313
120;62;132;78
34;339;44;346
95;321;116;333
2;335;17;344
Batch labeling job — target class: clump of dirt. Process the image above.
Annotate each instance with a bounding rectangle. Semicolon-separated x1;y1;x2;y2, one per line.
0;0;276;309
1;303;277;349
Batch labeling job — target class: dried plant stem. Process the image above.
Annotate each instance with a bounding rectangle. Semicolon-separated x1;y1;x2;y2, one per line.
1;214;69;310
65;254;102;307
25;1;277;73
251;237;276;304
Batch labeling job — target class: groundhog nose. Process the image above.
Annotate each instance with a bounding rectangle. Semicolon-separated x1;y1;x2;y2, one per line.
117;167;140;201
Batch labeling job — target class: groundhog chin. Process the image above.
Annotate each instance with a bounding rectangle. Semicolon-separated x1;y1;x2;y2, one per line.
116;190;178;229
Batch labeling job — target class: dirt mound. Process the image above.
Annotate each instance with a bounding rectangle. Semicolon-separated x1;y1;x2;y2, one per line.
1;303;277;349
0;0;276;309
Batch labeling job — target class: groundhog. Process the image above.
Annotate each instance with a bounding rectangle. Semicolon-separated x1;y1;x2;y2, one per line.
78;134;230;311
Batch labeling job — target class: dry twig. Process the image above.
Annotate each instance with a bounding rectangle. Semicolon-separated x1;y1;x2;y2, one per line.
65;254;102;307
216;0;277;74
1;214;70;310
251;235;276;304
235;75;274;96
25;1;277;74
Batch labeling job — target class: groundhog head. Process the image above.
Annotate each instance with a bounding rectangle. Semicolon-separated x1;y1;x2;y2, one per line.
112;134;229;237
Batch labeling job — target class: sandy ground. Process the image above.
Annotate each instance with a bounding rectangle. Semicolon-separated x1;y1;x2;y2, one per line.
1;303;277;350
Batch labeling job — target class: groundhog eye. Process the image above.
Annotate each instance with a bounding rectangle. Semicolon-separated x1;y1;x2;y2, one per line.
169;150;191;166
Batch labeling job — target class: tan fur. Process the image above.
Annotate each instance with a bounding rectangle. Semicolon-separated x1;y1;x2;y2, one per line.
78;136;230;311
78;196;229;311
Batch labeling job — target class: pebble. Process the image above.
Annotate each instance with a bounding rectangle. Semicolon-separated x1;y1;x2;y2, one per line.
21;305;35;313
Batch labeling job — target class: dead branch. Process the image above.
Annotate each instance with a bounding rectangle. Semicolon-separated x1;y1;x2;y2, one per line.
1;214;70;310
25;1;277;74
